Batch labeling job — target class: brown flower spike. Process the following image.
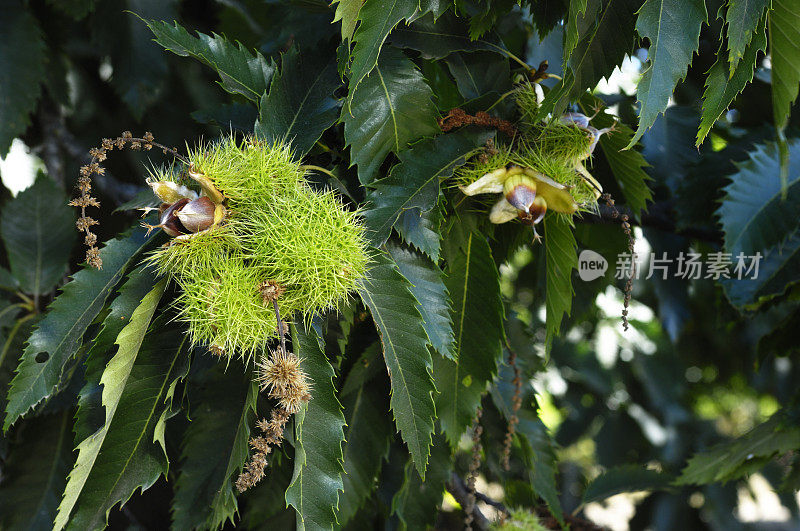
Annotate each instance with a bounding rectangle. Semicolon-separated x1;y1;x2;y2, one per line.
70;131;187;269
235;282;311;492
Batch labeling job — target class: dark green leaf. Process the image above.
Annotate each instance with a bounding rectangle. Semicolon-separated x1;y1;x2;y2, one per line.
0;267;20;292
46;0;96;19
192;103;258;133
582;465;675;505
387;242;454;359
338;377;392;526
74;266;157;443
55;279;168;530
255;47;341;156
389;13;506;60
564;0;590;62
0;311;34;423
698;14;767;145
0;411;73;530
628;0;707;145
333;0;362;43
722;229;800;308
396;207;442;262
544;215;577;354
4;227;156;431
95;3;176;118
435;229;503;444
55;281;165;529
241;457;296;530
286;324;346;531
363;128;491;245
725;0;769;76
391;433;451;530
0;2;45;156
718;140;800;257
343;47;440;185
676;413;800;485
346;0;419;109
144;18;274;102
172;361;258;530
1;176;74;295
66;327;188;530
444;51;511;100
769;0;800;134
565;0;639;101
357;253;435;477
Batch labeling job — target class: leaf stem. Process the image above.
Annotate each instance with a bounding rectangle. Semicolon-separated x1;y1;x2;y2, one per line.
299;164;337;179
0;313;36;369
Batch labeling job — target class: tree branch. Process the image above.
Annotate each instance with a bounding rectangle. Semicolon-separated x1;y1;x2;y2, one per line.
447;472;492;530
581;202;723;245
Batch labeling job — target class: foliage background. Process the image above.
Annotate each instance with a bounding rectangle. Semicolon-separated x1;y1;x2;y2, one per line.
0;0;799;529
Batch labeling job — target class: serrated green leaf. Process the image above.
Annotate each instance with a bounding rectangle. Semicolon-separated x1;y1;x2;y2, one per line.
581;96;653;216
769;0;800;134
389;12;506;60
63;321;189;531
333;0;363;43
725;0;769;76
286;324;346;531
4;227;156;431
565;0;639;101
143;18;274;102
0;2;46;156
343;47;440;185
722;229;800;308
444;51;511;100
363;128;491;245
54;279;167;530
718;140;800;257
255;47;341;156
357;253;436;477
628;0;707;146
582;465;674;505
172;361;258;531
74;266;157;443
396;207;442;262
697;14;767;145
492;361;564;523
338;377;392;526
387;242;454;359
564;0;590;63
0;176;74;296
544;215;577;354
0;410;73;530
346;0;419;109
434;229;503;445
391;433;451;531
676;413;800;485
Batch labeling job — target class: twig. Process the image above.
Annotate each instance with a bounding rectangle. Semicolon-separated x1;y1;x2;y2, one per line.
582;202;723;245
273;299;287;355
447;473;491;531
